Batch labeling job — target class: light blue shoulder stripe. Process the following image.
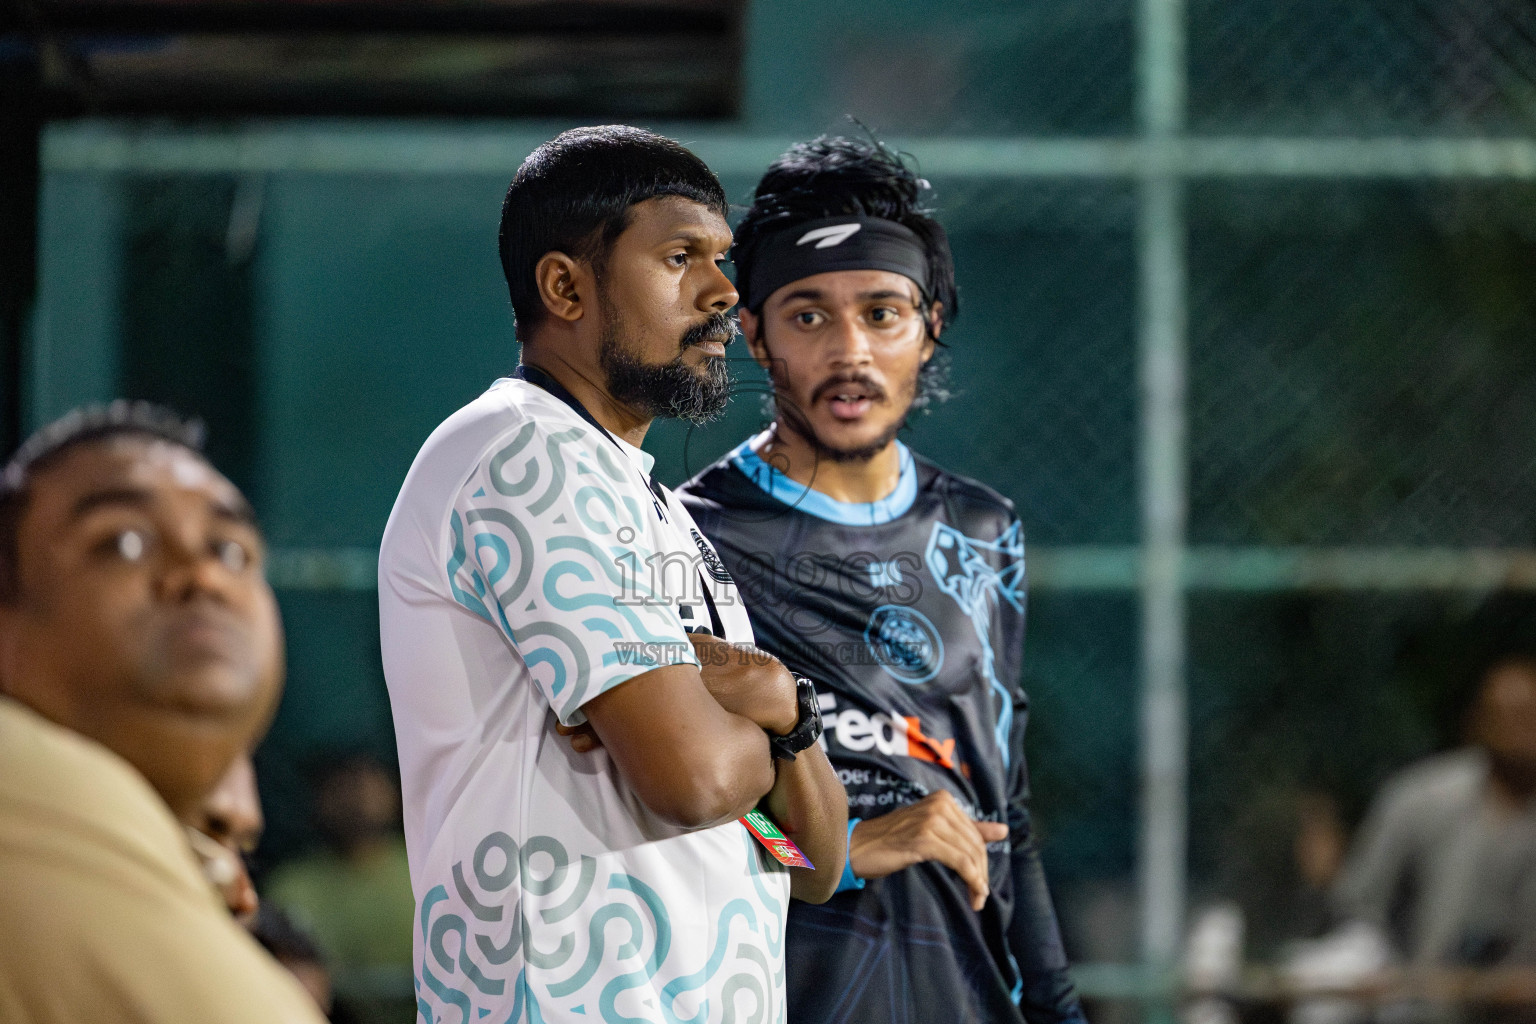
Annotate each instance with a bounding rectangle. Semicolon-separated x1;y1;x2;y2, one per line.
727;438;917;526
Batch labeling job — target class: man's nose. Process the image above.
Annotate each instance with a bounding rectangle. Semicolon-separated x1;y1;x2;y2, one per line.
157;532;234;603
701;260;739;313
827;317;874;366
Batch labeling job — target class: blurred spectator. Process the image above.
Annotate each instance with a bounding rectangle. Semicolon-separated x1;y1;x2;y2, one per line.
1184;787;1354;1024
0;402;325;1023
1292;792;1349;932
266;753;414;998
188;752;265;926
1189;786;1349;959
195;761;352;1022
250;904;345;1021
1333;649;1536;968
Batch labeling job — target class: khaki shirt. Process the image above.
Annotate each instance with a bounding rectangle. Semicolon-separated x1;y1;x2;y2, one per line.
0;697;328;1024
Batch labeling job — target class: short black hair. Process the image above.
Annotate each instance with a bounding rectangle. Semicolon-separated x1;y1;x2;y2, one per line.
0;401;206;604
733;134;959;328
497;125;729;342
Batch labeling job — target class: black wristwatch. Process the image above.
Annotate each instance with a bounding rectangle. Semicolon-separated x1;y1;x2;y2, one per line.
769;674;823;761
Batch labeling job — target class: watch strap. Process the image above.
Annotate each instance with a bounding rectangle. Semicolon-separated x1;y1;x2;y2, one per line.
769;674;823;761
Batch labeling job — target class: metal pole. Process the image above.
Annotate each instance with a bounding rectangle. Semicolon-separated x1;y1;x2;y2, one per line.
43;125;1536;181
1136;0;1189;973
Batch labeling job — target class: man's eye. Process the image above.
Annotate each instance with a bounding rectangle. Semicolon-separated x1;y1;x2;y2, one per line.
870;307;898;323
666;253;688;268
214;539;250;572
795;311;820;326
115;529;148;562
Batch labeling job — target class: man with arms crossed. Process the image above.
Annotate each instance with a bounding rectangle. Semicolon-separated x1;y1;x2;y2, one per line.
379;126;845;1024
0;402;325;1023
679;137;1086;1023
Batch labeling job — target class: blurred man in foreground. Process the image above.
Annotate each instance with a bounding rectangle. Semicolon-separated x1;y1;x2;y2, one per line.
679;136;1086;1023
379;126;845;1024
0;402;326;1023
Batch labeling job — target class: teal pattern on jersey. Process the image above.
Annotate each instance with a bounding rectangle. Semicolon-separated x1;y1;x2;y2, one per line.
415;831;786;1024
446;420;684;722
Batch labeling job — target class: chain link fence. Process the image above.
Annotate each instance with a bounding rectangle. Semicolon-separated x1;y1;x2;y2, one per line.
1188;0;1536;134
1188;181;1536;548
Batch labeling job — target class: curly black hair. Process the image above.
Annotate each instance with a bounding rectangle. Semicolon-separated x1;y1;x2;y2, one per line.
732;134;959;329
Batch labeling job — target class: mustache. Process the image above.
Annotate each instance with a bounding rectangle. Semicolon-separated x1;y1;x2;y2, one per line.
811;372;887;404
681;313;738;352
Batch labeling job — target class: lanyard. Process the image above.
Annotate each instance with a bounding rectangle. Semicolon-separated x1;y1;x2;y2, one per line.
512;365;668;524
512;366;726;639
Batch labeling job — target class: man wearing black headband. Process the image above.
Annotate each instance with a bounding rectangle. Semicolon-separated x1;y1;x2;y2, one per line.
678;137;1086;1024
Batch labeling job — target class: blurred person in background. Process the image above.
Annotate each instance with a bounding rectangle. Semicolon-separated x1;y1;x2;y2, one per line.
1333;644;1536;971
1182;786;1351;1024
265;753;415;993
678;135;1086;1024
378;125;845;1024
250;903;363;1023
1268;640;1536;1024
199;756;358;1020
1190;786;1349;964
188;751;266;926
0;401;326;1024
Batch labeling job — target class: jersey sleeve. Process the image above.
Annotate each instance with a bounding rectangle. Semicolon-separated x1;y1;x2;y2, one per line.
445;418;698;726
998;516;1087;1024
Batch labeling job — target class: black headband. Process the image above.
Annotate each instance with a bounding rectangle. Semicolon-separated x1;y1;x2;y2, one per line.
737;216;932;312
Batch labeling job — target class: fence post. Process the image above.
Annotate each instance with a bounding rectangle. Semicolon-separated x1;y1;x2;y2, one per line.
1136;0;1189;985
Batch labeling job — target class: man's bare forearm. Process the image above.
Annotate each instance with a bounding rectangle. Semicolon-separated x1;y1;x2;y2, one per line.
685;633;847;898
686;633;797;733
581;664;779;829
764;742;847;903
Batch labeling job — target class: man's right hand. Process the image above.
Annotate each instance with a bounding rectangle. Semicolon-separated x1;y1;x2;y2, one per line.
849;790;1009;911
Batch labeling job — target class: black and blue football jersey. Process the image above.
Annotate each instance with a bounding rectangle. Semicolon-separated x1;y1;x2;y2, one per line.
679;438;1085;1024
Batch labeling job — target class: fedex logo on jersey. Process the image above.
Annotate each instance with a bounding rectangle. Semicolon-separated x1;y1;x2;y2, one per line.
817;692;958;770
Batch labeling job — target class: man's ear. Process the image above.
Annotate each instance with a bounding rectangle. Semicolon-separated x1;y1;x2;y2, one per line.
535;251;589;323
739;308;773;370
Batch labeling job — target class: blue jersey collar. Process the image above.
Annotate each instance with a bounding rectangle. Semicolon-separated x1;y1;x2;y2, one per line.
727;433;918;526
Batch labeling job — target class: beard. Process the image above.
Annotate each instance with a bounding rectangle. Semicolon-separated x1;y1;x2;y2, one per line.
598;294;734;425
773;368;914;464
